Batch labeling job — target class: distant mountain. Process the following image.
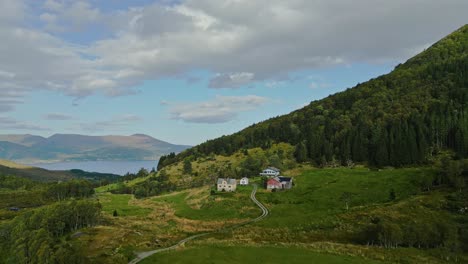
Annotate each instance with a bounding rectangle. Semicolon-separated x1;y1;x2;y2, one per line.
0;159;120;182
0;134;190;163
159;25;468;169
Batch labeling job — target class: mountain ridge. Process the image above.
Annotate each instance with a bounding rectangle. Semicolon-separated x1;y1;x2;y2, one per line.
0;133;191;163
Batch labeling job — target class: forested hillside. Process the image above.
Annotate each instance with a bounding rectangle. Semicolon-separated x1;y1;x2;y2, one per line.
159;25;467;169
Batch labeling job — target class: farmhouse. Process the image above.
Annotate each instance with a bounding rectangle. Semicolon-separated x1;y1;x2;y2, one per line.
260;167;280;177
240;177;249;185
266;178;282;190
217;178;237;192
266;176;293;190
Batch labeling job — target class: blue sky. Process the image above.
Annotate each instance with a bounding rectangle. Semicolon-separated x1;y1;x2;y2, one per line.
0;1;467;145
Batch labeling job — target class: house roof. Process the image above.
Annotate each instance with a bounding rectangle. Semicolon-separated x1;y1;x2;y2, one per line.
267;178;281;185
217;178;236;185
278;176;292;182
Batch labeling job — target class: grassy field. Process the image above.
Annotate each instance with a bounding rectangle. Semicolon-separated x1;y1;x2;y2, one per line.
152;185;258;221
254;167;433;227
90;167;466;264
95;175;153;193
98;193;152;217
140;244;383;264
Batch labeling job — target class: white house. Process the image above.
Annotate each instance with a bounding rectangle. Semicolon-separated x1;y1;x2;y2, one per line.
217;178;237;192
240;177;249;186
259;167;280;177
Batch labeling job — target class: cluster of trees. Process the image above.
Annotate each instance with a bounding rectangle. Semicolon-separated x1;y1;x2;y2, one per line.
133;170;177;198
418;157;468;192
159;26;467;169
157;152;176;170
111;170;177;198
0;200;101;263
360;217;458;250
0;175;36;191
45;180;95;201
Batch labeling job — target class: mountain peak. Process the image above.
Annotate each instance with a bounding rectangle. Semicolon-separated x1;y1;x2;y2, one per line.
131;133;153;138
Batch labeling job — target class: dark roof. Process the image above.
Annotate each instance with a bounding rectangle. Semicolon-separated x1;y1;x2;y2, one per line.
267;167;280;172
217;178;236;185
278;177;292;182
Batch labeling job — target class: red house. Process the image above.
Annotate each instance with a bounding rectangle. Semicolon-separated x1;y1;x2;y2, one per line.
266;178;282;190
266;176;294;190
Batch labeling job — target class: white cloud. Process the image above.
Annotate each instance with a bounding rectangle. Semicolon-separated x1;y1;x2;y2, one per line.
169;95;269;123
41;1;100;31
209;72;255;88
0;0;467;112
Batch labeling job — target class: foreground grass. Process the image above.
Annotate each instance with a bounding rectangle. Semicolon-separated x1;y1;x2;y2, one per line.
140;244;383;264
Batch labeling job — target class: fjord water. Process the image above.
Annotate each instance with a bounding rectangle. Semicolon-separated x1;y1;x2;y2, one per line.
31;160;158;175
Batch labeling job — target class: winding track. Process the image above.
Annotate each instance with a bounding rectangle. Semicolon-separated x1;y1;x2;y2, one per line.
128;184;268;264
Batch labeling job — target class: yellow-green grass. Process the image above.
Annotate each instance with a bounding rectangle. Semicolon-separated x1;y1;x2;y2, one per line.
152;185;258;221
98;193;152;217
140;244;383;264
95;174;154;193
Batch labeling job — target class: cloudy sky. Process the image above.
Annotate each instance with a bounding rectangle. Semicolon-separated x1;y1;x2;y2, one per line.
0;0;466;145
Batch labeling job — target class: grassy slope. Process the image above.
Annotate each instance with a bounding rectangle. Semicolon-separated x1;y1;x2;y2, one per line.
99;193;152;217
95;174;153;193
141;244;383;264
89;167;467;264
255;167;432;227
160;143;296;187
152;185;258;221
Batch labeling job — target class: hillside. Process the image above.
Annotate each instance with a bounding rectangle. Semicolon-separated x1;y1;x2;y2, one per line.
159;25;468;171
0;159;120;182
0;133;190;163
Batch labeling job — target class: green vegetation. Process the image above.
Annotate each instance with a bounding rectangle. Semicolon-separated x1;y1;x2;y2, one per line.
256;168;431;227
1;26;468;264
153;186;258;221
140;244;383;264
0;199;101;264
0;162;120;183
159;25;468;170
99;193;152;217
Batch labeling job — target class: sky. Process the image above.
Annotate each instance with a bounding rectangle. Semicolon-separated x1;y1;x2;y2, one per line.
0;0;467;145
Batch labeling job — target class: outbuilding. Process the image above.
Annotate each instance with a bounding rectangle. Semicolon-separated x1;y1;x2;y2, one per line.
240;177;249;185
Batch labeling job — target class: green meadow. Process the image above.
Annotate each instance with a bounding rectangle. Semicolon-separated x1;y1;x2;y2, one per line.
140;244;383;264
255;167;434;227
98;193;152;217
152;185;258;221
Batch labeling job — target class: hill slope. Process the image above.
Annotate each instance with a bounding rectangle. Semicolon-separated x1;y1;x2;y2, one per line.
160;24;468;170
0;159;120;182
0;134;190;163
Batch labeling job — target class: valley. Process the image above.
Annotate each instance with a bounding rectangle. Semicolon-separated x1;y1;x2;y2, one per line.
65;167;466;263
0;21;466;264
